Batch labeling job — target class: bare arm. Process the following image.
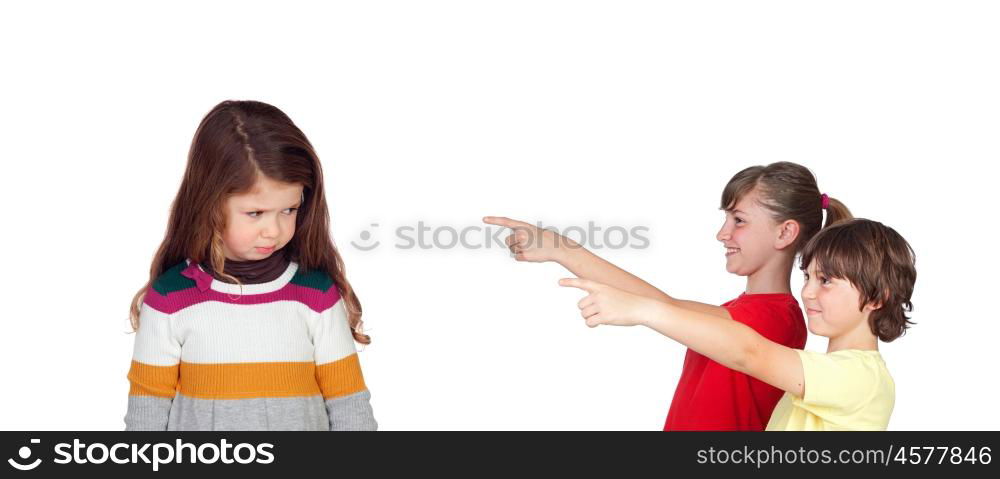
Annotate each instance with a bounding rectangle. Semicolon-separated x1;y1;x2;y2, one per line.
642;300;804;396
485;216;731;318
560;244;672;301
562;278;805;396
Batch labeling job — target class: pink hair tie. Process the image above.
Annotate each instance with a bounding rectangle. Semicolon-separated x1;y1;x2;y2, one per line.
820;193;830;210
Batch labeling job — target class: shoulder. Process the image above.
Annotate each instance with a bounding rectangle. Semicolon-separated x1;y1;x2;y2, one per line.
142;259;201;314
150;259;197;296
797;350;888;411
725;294;805;345
287;263;342;312
798;350;885;386
289;263;336;293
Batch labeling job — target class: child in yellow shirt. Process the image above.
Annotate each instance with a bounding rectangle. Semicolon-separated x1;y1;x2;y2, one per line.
560;218;916;431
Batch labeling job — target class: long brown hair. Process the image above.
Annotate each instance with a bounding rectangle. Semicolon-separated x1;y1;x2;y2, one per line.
720;161;852;253
129;100;369;344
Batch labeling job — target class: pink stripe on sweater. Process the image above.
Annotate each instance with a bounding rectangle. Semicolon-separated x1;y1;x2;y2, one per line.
144;282;342;315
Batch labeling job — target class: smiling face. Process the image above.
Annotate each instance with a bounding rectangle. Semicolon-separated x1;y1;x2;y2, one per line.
716;188;789;276
800;259;877;339
220;176;304;262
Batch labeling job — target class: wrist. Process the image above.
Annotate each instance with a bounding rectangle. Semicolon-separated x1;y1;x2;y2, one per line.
551;235;582;264
639;299;670;328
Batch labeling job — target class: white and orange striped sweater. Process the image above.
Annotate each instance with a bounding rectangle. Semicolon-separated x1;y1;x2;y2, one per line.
125;258;376;430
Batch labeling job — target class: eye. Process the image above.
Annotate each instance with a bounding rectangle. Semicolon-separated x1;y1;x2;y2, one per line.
819;276;831;285
247;211;261;218
283;208;299;215
734;217;745;225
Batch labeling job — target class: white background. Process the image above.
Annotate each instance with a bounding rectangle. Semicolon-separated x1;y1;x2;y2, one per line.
1;1;997;430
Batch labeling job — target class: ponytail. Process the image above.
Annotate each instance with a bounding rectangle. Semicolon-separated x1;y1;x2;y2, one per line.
822;195;852;229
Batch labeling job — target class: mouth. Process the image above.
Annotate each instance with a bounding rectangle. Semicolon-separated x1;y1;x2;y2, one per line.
806;307;822;316
725;247;740;257
256;246;276;253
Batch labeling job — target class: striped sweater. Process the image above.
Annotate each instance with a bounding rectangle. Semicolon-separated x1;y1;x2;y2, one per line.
125;258;376;431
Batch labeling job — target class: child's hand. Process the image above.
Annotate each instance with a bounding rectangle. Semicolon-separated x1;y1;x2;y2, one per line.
559;278;658;328
482;216;579;263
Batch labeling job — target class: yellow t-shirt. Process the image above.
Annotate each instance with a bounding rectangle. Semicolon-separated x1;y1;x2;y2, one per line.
766;349;894;431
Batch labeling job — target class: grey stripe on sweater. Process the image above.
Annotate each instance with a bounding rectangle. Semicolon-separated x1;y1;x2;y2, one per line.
125;390;377;431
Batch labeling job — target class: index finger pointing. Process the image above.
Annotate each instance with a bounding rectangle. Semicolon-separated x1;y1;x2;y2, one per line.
482;216;533;229
558;277;599;293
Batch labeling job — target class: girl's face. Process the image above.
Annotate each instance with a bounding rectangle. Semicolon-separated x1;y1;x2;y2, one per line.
716;188;788;276
800;260;875;338
220;176;303;262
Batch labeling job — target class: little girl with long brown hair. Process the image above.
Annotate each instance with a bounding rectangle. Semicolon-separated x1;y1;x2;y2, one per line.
124;100;376;430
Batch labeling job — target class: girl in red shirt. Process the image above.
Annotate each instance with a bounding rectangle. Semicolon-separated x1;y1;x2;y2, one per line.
484;161;851;430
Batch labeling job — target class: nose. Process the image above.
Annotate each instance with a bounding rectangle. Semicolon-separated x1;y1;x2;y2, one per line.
261;217;281;239
716;221;731;243
801;280;817;300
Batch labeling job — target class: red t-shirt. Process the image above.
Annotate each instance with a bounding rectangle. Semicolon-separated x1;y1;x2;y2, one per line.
663;293;807;431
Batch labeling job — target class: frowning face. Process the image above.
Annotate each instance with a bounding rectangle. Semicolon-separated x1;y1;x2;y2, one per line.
220;176;303;261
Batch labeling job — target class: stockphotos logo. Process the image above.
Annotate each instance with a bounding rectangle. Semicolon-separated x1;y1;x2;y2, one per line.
8;439;41;471
6;438;275;471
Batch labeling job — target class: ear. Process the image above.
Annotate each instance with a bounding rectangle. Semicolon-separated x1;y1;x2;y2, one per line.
774;220;800;250
862;301;883;313
863;291;887;312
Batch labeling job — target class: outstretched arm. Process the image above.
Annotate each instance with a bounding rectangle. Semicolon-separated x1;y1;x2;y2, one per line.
484;216;730;318
560;278;805;396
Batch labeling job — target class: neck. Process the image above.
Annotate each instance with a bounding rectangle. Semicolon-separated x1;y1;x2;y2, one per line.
203;249;291;285
744;252;794;295
826;319;880;353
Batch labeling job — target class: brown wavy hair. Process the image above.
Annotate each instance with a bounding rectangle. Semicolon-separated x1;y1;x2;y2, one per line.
800;219;917;342
721;161;852;253
128;100;369;344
